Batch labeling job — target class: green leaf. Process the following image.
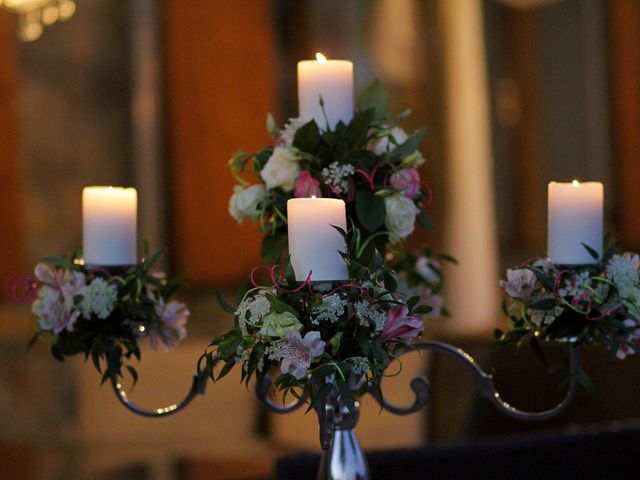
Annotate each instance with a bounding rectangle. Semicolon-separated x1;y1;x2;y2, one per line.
266;113;279;138
126;365;138;385
412;305;433;315
265;292;299;316
417;211;432;229
601;241;617;263
43;256;75;269
407;296;421;311
346;109;375;146
359;80;389;119
355;189;385;232
530;298;558;310
581;242;600;261
329;332;343;355
216;361;236;381
261;234;287;264
215;289;236;315
292;120;321;152
389;128;425;163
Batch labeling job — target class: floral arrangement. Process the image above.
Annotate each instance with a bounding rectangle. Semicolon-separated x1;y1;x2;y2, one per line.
227;80;433;265
497;245;640;361
25;251;189;383
199;228;432;411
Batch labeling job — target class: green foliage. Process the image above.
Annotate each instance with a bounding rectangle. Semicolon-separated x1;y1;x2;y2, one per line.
30;252;187;385
202;225;430;411
498;244;640;372
227;79;432;272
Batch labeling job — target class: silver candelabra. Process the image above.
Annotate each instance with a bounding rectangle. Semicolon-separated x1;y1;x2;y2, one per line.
111;340;581;480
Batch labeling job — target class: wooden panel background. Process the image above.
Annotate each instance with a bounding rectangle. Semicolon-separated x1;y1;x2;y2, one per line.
164;0;278;285
609;0;640;250
0;11;24;297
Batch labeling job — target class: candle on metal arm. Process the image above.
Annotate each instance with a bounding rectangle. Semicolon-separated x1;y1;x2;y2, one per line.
297;52;354;130
83;186;138;266
547;180;603;265
287;197;348;281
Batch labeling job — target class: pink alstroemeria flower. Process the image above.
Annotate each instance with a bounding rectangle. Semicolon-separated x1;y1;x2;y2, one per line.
294;171;322;198
381;305;423;342
279;330;325;379
389;168;421;198
499;268;537;300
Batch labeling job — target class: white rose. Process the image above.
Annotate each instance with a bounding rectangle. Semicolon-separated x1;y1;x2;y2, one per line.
260;146;300;191
228;184;266;223
371;127;408;156
384;194;418;240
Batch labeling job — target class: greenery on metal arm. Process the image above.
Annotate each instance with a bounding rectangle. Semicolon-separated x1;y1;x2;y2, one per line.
198;226;433;415
497;242;640;365
28;249;189;385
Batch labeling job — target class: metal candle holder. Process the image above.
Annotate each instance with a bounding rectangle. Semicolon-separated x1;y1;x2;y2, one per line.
111;340;581;480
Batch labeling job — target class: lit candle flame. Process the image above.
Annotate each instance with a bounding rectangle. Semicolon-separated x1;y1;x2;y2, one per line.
316;52;327;63
572;180;580;187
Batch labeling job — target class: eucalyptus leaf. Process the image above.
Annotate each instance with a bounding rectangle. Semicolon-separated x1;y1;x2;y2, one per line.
389;128;425;163
358;80;389;119
293;120;321;152
355;189;385;232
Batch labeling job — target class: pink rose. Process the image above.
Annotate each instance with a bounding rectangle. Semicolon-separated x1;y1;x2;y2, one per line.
381;305;423;341
389;169;421;198
295;171;322;198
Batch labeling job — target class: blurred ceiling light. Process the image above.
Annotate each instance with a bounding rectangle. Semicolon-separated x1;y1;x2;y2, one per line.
0;0;76;41
494;0;564;10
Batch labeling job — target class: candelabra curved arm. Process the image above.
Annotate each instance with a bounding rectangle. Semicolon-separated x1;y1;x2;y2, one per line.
111;370;209;418
373;341;581;421
254;373;308;414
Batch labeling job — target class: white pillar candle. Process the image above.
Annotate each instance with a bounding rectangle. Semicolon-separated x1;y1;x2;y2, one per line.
548;180;603;264
83;186;138;266
287;197;348;281
297;53;354;130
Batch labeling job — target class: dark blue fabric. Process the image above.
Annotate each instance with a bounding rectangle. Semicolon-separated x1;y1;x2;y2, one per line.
275;425;640;479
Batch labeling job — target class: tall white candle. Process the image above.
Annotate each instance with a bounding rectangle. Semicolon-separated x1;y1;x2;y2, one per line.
287;197;348;281
83;186;138;266
297;53;354;130
548;180;603;264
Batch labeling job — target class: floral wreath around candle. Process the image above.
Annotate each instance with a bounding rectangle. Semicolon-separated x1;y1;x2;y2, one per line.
228;80;432;266
17;250;189;384
199;227;433;412
497;243;640;366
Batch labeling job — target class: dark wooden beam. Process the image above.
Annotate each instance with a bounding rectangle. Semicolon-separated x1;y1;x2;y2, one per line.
0;11;25;296
608;0;640;249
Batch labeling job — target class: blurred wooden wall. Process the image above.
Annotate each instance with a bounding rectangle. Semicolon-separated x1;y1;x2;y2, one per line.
609;0;640;250
164;0;278;285
0;11;24;296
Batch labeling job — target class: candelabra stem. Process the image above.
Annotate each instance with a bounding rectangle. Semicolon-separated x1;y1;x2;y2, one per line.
317;428;369;480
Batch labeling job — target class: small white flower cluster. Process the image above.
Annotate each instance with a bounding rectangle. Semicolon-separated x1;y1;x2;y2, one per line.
236;291;274;334
321;161;354;195
527;304;564;327
606;253;640;297
557;270;591;299
347;356;371;376
354;300;387;333
311;293;348;324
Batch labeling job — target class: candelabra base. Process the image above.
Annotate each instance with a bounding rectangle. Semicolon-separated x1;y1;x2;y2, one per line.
317;429;369;480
